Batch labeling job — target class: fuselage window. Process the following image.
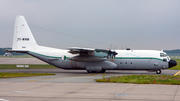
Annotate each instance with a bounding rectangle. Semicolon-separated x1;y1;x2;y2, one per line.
120;62;122;64
131;62;132;64
125;62;127;64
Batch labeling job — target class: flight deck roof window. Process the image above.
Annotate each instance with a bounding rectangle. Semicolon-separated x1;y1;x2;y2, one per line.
160;53;167;57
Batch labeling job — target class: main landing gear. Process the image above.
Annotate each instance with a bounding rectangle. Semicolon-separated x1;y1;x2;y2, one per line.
86;70;106;73
156;69;161;74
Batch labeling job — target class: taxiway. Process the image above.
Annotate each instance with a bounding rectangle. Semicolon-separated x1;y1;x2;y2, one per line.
0;57;179;101
0;69;180;101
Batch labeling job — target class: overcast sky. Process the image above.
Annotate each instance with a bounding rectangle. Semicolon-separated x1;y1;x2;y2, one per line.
0;0;180;50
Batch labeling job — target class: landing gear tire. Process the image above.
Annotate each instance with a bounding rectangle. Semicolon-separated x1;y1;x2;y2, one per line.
87;70;106;73
87;71;97;73
156;69;161;74
100;70;106;73
87;70;91;73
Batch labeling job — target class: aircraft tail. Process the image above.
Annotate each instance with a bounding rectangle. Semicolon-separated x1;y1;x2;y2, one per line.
12;16;38;51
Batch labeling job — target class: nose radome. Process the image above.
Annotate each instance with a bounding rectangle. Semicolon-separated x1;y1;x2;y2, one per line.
169;59;177;68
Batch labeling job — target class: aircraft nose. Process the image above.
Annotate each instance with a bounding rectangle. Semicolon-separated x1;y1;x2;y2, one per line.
169;59;177;68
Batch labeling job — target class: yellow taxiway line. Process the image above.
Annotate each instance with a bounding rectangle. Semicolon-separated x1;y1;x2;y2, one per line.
174;71;180;76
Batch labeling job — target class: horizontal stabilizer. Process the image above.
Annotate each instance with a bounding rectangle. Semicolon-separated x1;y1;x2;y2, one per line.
5;49;28;53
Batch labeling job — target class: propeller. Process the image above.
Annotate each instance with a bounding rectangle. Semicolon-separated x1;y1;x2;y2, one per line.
107;50;118;58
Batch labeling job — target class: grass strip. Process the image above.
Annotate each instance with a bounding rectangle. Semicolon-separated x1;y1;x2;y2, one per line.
96;75;180;85
0;64;57;69
0;72;55;78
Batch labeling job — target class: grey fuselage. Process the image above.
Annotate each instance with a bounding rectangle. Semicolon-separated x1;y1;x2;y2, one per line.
27;50;171;72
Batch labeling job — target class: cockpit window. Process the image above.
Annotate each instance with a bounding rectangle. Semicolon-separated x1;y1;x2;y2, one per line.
160;53;167;57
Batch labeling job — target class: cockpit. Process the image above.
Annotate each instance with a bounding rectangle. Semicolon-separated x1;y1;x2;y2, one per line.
158;52;177;68
160;52;170;62
160;53;168;57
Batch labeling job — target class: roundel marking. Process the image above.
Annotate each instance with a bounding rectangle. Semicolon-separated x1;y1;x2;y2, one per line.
62;55;66;60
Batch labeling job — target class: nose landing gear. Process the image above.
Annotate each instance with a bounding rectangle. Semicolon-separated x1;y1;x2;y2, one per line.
156;69;161;74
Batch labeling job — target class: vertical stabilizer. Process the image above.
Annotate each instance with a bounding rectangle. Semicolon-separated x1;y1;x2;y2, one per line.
12;16;37;51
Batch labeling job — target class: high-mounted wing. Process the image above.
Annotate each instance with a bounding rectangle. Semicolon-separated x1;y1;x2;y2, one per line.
68;47;118;62
68;47;107;62
68;47;95;55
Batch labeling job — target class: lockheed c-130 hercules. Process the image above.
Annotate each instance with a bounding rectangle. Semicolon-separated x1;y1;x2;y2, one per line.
6;16;177;74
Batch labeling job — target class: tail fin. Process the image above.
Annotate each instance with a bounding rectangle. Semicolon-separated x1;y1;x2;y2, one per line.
12;16;37;51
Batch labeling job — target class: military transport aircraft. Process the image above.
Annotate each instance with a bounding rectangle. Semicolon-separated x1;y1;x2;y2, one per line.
6;16;177;74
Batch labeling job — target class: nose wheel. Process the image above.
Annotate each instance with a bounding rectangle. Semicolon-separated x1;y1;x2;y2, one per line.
156;69;161;74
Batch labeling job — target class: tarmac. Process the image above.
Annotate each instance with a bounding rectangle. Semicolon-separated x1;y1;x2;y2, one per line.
0;58;180;101
0;82;179;101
